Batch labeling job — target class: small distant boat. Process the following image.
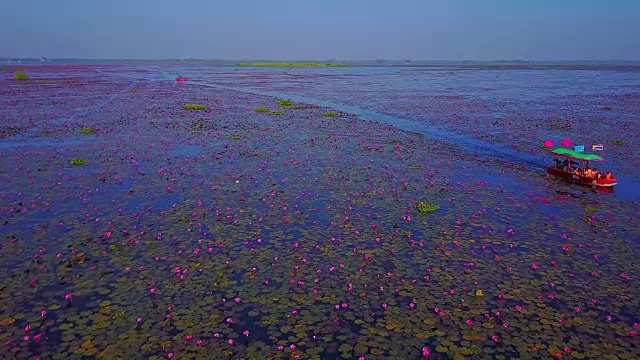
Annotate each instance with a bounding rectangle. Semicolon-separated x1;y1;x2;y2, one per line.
547;148;617;188
175;74;187;82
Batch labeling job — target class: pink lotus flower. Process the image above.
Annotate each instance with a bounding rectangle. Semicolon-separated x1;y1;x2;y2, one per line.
421;347;430;357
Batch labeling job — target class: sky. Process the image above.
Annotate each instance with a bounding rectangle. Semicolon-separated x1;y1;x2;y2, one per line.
1;0;639;60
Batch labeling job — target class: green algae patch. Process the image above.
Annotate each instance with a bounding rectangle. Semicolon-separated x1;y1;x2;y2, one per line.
611;139;627;146
182;103;208;110
228;134;242;140
13;71;29;80
129;89;137;93
70;158;88;166
78;128;96;134
322;111;336;118
416;202;440;213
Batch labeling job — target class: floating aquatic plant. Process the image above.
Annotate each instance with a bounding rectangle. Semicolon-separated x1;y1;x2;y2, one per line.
611;139;627;146
271;110;283;115
322;111;336;118
602;106;613;110
13;71;29;80
183;103;208;110
277;99;294;109
129;89;137;93
78;127;96;134
416;202;440;213
228;134;242;140
70;157;87;166
253;107;271;114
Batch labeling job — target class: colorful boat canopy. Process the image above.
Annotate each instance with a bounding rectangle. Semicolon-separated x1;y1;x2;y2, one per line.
551;148;604;161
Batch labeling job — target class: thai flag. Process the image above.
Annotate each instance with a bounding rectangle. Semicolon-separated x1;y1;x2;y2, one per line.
543;140;554;147
561;138;572;147
592;144;604;151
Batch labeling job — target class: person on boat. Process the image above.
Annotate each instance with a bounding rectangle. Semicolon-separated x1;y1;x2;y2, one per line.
554;158;562;168
575;168;583;176
605;172;612;180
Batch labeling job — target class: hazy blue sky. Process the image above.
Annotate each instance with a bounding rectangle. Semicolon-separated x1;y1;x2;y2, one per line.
2;0;639;60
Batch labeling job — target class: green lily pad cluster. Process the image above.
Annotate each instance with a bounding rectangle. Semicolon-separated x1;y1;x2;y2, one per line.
70;157;87;165
416;201;440;213
277;99;294;109
183;103;209;110
13;71;29;80
254;107;282;115
78;127;96;134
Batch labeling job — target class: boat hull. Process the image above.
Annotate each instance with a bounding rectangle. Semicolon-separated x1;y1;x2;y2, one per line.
547;166;617;187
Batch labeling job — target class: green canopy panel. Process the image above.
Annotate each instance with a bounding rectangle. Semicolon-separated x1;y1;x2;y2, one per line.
551;148;604;161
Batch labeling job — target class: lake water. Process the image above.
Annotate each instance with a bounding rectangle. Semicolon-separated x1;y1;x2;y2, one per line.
1;63;639;360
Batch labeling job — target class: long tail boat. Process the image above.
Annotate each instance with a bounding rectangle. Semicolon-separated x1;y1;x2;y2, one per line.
547;148;617;188
175;74;187;82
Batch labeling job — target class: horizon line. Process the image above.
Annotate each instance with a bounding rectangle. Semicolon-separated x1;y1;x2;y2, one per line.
2;57;640;63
